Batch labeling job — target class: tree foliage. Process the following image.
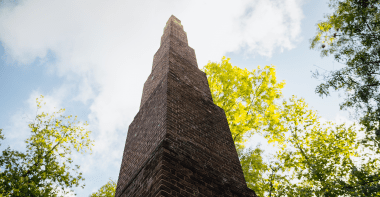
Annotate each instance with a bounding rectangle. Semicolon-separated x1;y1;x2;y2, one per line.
202;56;285;149
203;57;290;196
310;0;380;143
273;97;361;196
239;146;291;197
0;95;94;196
238;96;380;197
205;57;380;196
89;178;116;197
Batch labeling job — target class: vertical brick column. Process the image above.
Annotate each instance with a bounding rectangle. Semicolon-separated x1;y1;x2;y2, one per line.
115;15;257;197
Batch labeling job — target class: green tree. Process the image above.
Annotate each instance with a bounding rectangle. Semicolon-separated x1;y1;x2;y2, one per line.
275;97;360;196
204;57;380;196
202;56;285;150
203;56;290;196
310;0;380;145
274;96;380;196
0;95;94;196
239;96;380;197
239;146;291;197
239;146;268;197
89;178;116;197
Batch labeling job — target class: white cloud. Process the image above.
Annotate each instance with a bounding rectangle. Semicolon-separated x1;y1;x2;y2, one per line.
0;0;305;194
0;0;305;133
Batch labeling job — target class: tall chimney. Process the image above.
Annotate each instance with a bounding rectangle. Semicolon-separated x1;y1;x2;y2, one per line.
115;15;257;197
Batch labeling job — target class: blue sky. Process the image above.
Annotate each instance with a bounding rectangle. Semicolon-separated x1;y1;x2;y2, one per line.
0;0;354;196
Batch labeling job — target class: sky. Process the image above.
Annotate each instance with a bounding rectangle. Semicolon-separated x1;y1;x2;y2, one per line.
0;0;355;196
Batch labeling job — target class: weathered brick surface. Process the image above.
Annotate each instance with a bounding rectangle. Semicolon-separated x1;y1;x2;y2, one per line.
116;15;257;197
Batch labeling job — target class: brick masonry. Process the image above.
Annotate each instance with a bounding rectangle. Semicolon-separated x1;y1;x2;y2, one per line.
115;15;258;197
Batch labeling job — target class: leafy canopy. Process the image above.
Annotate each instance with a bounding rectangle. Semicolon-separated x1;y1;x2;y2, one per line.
310;0;380;141
238;95;380;196
205;56;380;196
202;56;285;149
273;97;361;196
89;178;116;197
203;57;290;196
0;95;95;196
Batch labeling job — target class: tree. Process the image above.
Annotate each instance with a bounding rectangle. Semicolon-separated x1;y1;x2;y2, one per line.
239;145;291;197
202;56;286;150
89;178;116;197
205;57;380;196
203;56;292;196
274;97;360;196
238;96;380;197
310;0;380;146
275;96;380;196
0;95;94;196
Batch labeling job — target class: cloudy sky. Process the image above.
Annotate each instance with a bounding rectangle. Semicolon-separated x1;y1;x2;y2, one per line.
0;0;351;195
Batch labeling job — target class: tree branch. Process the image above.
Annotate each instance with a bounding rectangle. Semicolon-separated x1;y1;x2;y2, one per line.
22;137;63;178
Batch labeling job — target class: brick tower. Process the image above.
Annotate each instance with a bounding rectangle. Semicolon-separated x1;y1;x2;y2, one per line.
115;15;257;197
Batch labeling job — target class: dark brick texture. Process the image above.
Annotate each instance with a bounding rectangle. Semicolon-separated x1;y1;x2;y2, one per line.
115;15;257;197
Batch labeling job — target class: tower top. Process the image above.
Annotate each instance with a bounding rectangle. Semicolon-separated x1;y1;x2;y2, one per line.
164;15;182;31
168;15;181;25
161;15;187;44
